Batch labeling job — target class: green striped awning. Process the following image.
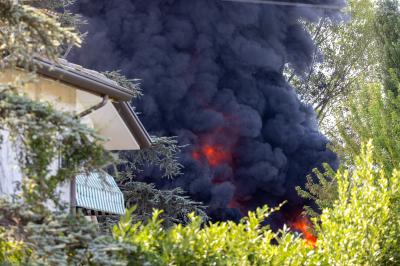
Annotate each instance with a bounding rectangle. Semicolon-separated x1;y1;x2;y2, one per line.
75;172;125;215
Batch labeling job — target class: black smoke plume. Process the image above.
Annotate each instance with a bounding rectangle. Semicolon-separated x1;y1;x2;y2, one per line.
71;0;344;226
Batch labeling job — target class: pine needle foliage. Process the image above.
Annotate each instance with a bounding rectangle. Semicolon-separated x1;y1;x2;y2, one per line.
102;54;192;226
0;199;138;266
121;181;207;227
0;1;206;264
0;0;80;69
120;136;184;178
102;70;143;99
5;1;400;264
22;0;84;29
0;88;113;207
1;143;400;265
100;166;207;229
0;1;112;210
98;180;207;230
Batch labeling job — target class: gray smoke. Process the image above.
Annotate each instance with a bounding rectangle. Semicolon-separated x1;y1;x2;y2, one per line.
71;0;344;225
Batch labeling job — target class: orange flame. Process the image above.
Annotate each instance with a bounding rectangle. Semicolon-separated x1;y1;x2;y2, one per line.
290;216;317;248
192;144;231;167
203;145;231;166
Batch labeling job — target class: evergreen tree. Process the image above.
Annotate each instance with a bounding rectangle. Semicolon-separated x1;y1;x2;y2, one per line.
2;1;400;264
1;0;205;224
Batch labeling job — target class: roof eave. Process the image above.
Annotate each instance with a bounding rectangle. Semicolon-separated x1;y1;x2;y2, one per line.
34;57;135;101
33;57;152;149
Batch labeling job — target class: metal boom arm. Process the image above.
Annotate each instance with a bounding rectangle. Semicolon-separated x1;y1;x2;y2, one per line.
221;0;343;9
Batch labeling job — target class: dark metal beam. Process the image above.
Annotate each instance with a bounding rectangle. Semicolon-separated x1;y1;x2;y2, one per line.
221;0;343;9
113;102;153;149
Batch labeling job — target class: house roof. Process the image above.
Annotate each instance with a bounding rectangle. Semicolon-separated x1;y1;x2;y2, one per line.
34;57;136;101
34;57;152;149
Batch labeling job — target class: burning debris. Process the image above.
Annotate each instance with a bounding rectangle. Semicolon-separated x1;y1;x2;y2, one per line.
290;215;317;248
71;0;344;226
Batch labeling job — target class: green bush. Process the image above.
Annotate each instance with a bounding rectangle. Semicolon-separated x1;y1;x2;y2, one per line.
1;142;399;265
112;205;310;266
315;141;400;265
336;81;400;173
1;2;399;265
109;142;400;266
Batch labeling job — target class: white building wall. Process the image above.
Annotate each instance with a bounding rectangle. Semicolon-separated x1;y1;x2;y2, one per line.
0;130;22;196
0;130;71;208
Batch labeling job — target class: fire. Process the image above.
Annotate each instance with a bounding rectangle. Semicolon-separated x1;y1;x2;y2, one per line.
290;215;317;248
203;145;231;166
192;144;231;167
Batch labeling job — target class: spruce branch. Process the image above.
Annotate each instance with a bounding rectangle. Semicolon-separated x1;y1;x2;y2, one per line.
102;70;143;99
100;180;208;229
120;136;184;178
0;0;81;69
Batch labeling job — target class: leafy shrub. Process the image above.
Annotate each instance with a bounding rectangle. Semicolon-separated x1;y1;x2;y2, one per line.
336;81;400;173
315;141;400;265
112;205;310;266
296;163;338;218
1;143;399;265
110;142;400;266
1;2;400;265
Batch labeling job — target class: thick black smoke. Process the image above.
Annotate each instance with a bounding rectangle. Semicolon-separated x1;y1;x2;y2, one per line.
71;0;344;225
